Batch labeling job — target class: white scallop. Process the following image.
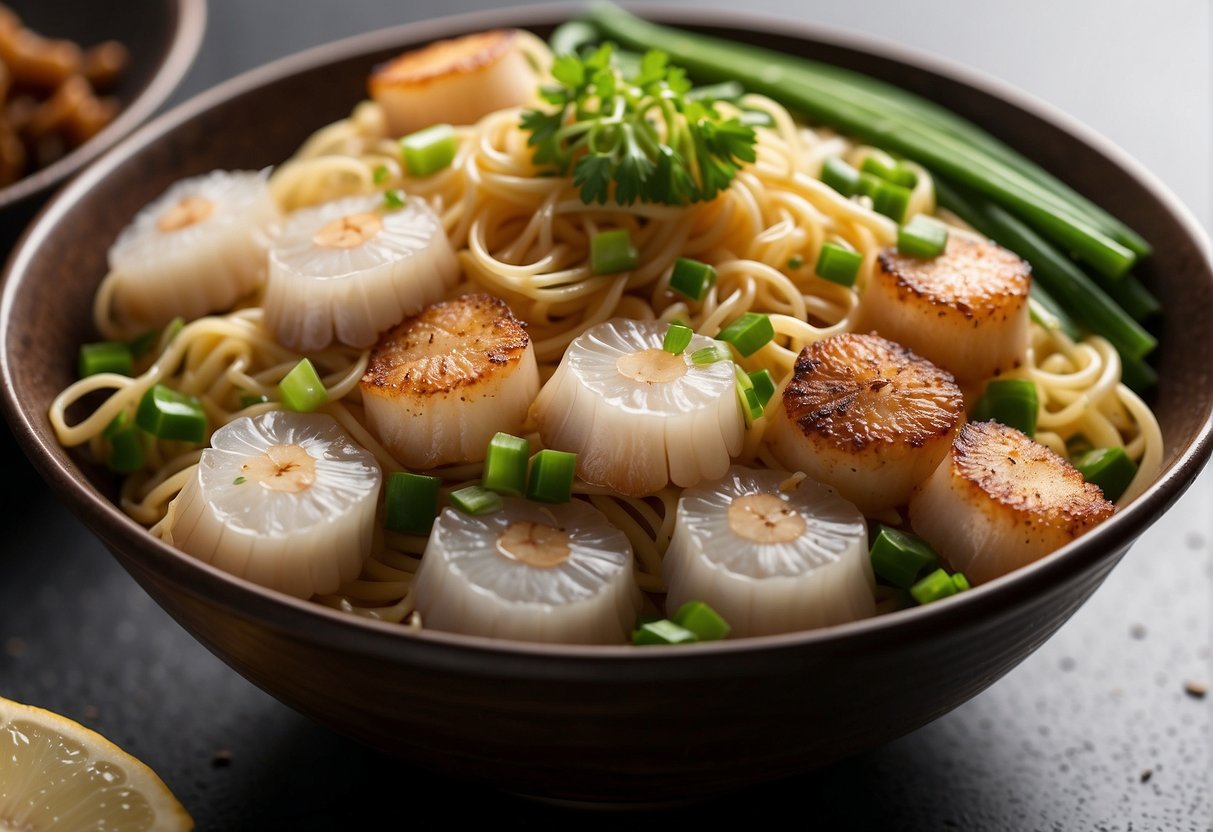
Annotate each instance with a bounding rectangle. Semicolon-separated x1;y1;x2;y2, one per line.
165;411;381;599
107;170;277;328
533;319;745;496
663;466;875;638
264;193;458;351
412;498;641;644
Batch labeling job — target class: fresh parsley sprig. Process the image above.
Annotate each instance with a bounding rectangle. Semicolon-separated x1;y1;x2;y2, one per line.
520;44;757;206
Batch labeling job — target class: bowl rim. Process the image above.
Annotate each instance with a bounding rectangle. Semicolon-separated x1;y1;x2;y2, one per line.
3;1;1212;672
0;0;208;211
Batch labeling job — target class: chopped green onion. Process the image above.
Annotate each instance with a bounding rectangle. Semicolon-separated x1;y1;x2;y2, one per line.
129;329;159;359
747;369;776;408
869;526;939;589
1072;447;1137;502
590;229;638;274
734;365;764;425
385;472;441;535
872;182;912;223
135;385;206;443
662;322;694;354
668;257;717;301
483;432;530;496
632;619;698;645
820;157;860;197
897;215;949;258
104;412;145;474
400;124;456;176
952;573;971;592
233;476;247;485
716;312;774;358
786;255;804;270
78;341;132;378
372;164;389;184
910;568;959;605
526;449;577;503
856;172;883;198
814;242;863;287
861;154;918;188
973;379;1039;436
278;358;327;413
449;485;504;516
382;188;406;210
672;601;730;641
690;343;731;365
239;393;270;409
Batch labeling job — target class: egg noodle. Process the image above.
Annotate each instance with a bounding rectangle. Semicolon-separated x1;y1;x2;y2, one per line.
49;93;1163;624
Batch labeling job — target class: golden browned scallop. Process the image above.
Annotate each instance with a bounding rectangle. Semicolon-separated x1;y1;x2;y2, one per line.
908;420;1115;585
360;293;541;469
369;30;539;137
857;234;1030;383
764;332;965;514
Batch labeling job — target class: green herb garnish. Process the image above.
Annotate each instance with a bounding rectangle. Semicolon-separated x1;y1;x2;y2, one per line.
521;44;757;206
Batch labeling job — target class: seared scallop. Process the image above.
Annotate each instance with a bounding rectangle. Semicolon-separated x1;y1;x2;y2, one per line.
857;234;1030;382
360;293;540;469
908;420;1115;585
764;332;965;514
369;30;542;137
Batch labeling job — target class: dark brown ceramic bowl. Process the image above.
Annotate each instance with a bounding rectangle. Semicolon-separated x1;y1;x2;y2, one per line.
0;0;206;250
2;5;1211;804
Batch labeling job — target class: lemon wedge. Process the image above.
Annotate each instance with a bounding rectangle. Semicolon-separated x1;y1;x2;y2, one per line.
0;696;192;831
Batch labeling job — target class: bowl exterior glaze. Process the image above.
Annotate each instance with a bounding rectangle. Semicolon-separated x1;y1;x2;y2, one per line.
3;5;1211;802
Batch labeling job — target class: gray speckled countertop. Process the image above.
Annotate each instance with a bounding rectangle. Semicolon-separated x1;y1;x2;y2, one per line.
1;1;1210;828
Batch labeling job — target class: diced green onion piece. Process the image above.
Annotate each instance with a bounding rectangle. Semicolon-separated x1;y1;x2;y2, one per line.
526;449;577;503
672;601;730;641
278;358;327;413
590;229;638;275
239;393;270;409
234;476;247;485
952;573;971;592
869;526;939;589
385;472;441;534
910;568;959;605
102;410;130;440
856;172;883;198
814;242;863;287
872;182;912;223
135;385;206;442
107;419;146;474
690;343;731;365
973;378;1039;436
786;255;804;270
1072;447;1138;502
400;124;456;176
483;432;530;496
860;154;918;188
78;341;132;378
383;188;406;210
668;257;717;301
716;312;774;358
748;369;776;408
129;329;159;359
662;322;694;354
734;365;764;426
632;619;698;645
820;157;860;197
372;164;389;184
897;215;950;258
449;485;504;516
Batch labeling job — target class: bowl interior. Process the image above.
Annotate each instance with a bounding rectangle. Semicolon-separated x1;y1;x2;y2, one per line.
0;0;205;233
3;5;1212;800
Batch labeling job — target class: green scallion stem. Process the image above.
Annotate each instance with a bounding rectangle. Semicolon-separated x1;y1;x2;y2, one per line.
663;322;694;354
401;124;457;176
814;242;863;287
78;342;132;378
449;485;505;516
527;449;577;503
869;526;939;589
668;257;717;301
897;215;949;258
671;601;730;641
278;358;328;413
716;312;773;358
1072;447;1138;502
135;385;206;443
482;432;530;496
972;379;1039;436
590;228;638;274
385;472;441;535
